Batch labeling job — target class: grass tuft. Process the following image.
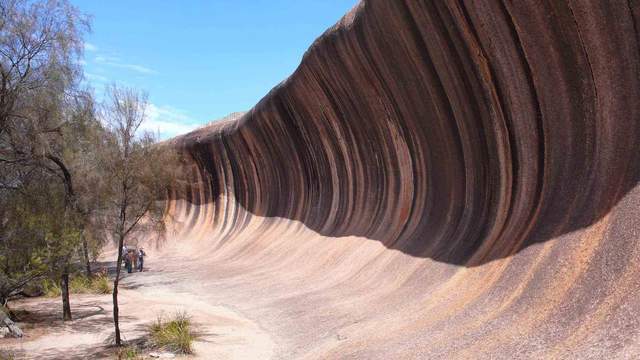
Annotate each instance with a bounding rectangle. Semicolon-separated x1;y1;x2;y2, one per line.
0;351;15;360
69;276;91;293
89;273;112;294
148;311;195;354
43;274;112;297
42;279;62;298
70;274;113;294
115;345;142;359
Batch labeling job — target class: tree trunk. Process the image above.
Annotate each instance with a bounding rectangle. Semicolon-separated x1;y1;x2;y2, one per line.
113;234;124;346
82;234;92;277
61;271;71;321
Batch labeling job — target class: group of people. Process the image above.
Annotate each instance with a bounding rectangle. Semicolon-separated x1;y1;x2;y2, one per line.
122;245;146;273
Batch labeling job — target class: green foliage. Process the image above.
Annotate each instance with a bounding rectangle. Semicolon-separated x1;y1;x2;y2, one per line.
2;184;79;262
0;351;15;360
0;0;176;344
42;274;111;297
116;346;142;360
90;274;112;294
42;279;62;298
0;177;88;304
87;232;105;263
1;190;55;285
69;275;91;294
148;311;195;354
0;0;98;307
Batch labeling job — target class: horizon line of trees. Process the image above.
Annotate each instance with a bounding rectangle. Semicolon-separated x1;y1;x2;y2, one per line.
0;0;178;346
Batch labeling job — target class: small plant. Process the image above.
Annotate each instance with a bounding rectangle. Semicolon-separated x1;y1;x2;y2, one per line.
69;276;92;294
90;274;112;294
41;274;111;297
148;311;195;354
42;279;62;298
0;351;15;360
68;274;112;295
116;345;142;359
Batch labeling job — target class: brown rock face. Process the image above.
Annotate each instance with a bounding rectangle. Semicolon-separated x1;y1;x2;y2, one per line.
165;1;640;358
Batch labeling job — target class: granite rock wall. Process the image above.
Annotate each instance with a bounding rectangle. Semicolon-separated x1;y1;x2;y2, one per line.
165;1;640;357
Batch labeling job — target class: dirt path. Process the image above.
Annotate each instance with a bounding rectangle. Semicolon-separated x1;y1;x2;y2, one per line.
0;264;275;359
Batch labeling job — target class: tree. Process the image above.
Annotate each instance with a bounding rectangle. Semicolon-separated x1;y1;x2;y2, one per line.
0;174;81;321
62;91;108;278
0;188;48;306
0;0;89;320
101;84;175;346
0;0;88;186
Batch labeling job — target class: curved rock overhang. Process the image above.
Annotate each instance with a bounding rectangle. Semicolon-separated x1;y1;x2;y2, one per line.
162;1;640;357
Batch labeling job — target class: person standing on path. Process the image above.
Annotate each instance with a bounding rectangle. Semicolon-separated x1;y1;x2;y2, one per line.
125;250;132;273
138;248;146;271
131;248;138;271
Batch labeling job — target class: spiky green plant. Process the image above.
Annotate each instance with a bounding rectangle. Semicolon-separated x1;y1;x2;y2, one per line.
148;311;195;354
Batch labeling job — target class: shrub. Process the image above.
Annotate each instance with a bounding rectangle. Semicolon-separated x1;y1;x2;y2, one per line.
42;279;61;298
148;311;195;354
116;346;142;359
90;274;111;294
69;276;92;294
0;351;15;360
41;274;111;297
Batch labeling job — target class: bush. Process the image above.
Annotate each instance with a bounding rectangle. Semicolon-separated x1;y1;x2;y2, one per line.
116;346;142;359
71;274;112;294
42;279;62;298
90;274;111;294
149;311;195;354
0;351;15;360
42;274;111;297
69;276;91;294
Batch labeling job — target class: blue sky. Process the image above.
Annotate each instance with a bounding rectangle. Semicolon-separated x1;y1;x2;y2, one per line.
73;0;357;138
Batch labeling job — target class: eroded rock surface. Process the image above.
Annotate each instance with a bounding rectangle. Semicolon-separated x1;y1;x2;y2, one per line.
163;1;640;358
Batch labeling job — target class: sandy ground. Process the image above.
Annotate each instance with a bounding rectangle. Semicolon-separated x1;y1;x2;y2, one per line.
0;262;275;360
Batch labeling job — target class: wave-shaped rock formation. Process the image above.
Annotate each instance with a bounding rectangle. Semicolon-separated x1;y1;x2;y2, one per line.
164;1;640;358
